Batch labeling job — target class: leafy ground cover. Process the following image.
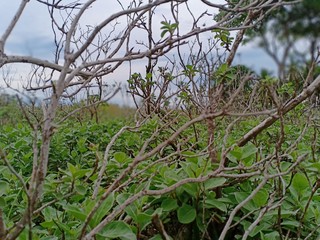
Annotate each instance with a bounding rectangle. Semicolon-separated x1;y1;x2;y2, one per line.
0;103;319;240
2;1;320;239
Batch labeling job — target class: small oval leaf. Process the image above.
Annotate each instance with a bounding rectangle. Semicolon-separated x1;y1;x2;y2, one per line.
292;173;309;193
161;198;178;212
177;204;196;224
204;178;226;190
99;221;136;240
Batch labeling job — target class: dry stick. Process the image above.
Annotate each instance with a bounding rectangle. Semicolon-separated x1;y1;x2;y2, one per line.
2;55;92;78
4;135;39;240
64;0;95;57
285;115;311;154
297;180;320;238
72;0;177;61
242;199;283;240
92;125;136;199
117;153;178;192
8;39;74;240
33;192;74;215
57;87;121;124
237;74;320;147
15;95;41;225
152;214;171;240
219;154;307;240
36;0;81;9
225;11;252;67
218;178;268;240
92;110;181;200
304;223;320;240
229;209;257;229
224;0;289;67
0;0;29;53
0;149;30;238
0;150;28;195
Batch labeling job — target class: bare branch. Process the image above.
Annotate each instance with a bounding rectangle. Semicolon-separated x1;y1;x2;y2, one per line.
238;74;320;146
0;0;29;54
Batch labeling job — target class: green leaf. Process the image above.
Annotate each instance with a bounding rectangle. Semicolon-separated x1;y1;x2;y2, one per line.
146;73;153;80
217;63;228;74
292;173;309;193
64;205;86;222
205;199;227;212
98;221;136;240
42;206;58;221
0;197;5;207
228;144;257;164
242;144;257;159
0;181;9;196
177;204;196;224
221;35;227;42
77;137;87;153
171;23;178;29
53;219;71;233
164;170;180;183
280;161;292;171
136;213;152;231
161;198;178;212
234;192;256;211
67;163;77;177
149;235;164;240
117;193;138;221
260;231;280;240
73;169;90;179
281;220;300;228
183;151;199;164
248;223;269;237
182;183;198;197
40;220;55;229
114;152;128;163
41;236;59;240
180;162;196;178
240;181;252;192
161;30;168;38
92;193;115;227
196;215;206;232
75;185;87;195
266;209;299;218
160;21;168;26
204;178;226;190
253;189;269;207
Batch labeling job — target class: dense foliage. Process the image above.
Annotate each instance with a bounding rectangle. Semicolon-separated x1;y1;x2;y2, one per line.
0;101;319;239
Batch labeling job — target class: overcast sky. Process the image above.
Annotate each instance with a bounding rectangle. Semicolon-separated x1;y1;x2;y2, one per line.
0;0;276;106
